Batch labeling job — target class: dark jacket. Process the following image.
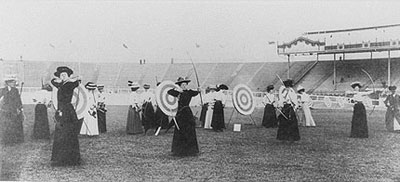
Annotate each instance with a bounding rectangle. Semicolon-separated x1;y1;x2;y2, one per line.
0;86;23;114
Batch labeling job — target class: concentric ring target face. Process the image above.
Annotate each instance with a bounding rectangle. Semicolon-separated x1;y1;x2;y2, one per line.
232;84;255;115
156;80;180;116
71;84;89;119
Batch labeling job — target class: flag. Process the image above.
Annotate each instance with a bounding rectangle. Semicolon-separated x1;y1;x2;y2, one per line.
268;41;275;45
123;44;128;49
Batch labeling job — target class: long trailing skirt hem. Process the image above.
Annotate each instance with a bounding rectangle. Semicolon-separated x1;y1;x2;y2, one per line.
97;109;107;133
172;107;199;156
277;104;300;141
211;101;225;130
350;102;368;138
126;106;143;134
51;103;81;166
262;104;278;128
0;111;24;146
32;103;50;140
142;102;157;131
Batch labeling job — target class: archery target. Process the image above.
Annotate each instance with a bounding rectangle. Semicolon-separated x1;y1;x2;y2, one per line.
156;80;180;116
232;84;255;115
71;84;89;119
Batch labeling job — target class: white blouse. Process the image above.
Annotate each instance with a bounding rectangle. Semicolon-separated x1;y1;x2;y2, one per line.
278;86;298;107
262;92;276;105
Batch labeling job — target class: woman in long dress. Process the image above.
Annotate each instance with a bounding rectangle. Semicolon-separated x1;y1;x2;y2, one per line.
167;77;200;156
126;82;144;134
297;86;316;127
79;82;99;136
384;86;400;132
350;81;368;138
141;84;157;134
211;84;227;132
277;79;300;142
199;87;210;128
32;84;52;140
96;84;107;133
203;86;216;129
262;85;278;128
50;66;81;166
0;74;24;146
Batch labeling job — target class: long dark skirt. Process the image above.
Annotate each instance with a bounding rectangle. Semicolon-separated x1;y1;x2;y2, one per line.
32;104;50;140
51;103;81;166
155;106;169;129
211;101;225;131
172;107;199;156
126;106;143;134
97;109;107;133
142;102;157;132
262;104;278;128
199;104;208;128
277;104;300;141
0;111;24;146
350;102;368;138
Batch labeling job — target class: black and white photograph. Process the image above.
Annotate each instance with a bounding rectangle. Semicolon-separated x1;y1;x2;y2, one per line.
1;0;400;181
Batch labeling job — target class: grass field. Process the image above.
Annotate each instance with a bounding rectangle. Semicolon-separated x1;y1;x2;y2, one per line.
1;105;400;181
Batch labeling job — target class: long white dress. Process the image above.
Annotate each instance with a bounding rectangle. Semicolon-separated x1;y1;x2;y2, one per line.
80;90;99;136
204;91;215;129
299;93;316;127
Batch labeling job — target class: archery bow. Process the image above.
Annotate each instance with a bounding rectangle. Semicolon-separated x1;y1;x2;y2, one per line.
186;51;204;106
360;68;376;116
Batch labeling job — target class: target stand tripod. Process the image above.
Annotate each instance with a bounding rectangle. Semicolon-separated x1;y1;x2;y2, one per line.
227;108;257;126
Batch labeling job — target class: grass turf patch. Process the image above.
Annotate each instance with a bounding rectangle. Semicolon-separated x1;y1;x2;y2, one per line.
2;105;400;181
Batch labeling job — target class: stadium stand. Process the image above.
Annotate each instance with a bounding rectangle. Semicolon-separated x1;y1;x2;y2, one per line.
2;58;399;96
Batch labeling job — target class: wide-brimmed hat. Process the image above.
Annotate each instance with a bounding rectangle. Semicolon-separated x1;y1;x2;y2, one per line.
389;85;397;91
283;79;294;87
54;66;73;77
351;81;362;89
3;74;18;82
130;82;140;91
218;84;229;90
85;82;97;90
175;77;191;85
297;85;305;93
143;84;150;89
266;85;274;92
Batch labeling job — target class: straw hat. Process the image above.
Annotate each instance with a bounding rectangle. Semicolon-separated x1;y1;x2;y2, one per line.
3;74;18;82
85;82;97;90
143;84;150;89
130;82;140;91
